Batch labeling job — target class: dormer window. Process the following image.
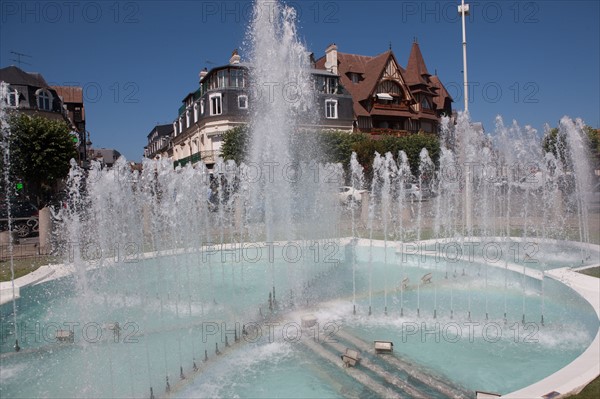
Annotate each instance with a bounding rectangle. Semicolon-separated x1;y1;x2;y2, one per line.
421;96;432;110
315;76;339;94
209;93;222;115
186;109;191;128
193;103;199;122
231;69;245;88
6;87;18;107
217;70;227;88
36;89;52;110
346;72;363;84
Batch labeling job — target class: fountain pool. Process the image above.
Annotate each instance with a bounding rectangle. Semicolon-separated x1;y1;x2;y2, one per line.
1;240;598;398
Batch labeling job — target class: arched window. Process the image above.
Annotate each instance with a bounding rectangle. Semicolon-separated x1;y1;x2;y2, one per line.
376;80;403;97
36;89;52;110
5;87;18;107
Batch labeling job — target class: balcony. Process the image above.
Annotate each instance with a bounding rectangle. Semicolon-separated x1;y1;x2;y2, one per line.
372;102;411;111
361;128;417;136
174;152;200;168
200;150;218;164
173;150;218;168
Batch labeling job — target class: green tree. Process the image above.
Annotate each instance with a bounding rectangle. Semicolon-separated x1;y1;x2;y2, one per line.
543;126;599;171
585;127;600;172
352;132;440;178
220;125;440;180
4;113;77;206
220;125;249;164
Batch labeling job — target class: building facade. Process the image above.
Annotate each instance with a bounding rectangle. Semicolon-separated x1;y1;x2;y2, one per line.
0;66;88;165
152;51;354;168
51;85;88;164
148;42;452;167
314;42;453;135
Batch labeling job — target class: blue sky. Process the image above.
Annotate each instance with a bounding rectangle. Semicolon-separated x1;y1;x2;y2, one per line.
1;0;599;161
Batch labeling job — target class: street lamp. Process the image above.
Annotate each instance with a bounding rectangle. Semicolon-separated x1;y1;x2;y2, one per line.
458;0;470;113
458;0;473;234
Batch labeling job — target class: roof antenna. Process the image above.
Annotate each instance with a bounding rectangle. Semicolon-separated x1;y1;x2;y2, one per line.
10;51;32;68
389;41;392;50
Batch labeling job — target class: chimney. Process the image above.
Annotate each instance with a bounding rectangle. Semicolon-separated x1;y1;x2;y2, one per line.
229;48;240;65
199;68;208;82
325;43;338;75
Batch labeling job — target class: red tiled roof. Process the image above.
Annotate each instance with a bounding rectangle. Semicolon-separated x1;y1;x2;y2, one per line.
429;75;453;109
52;86;84;103
317;50;399;117
316;44;451;121
405;42;431;86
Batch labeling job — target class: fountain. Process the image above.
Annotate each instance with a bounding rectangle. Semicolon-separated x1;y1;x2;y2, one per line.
1;0;599;397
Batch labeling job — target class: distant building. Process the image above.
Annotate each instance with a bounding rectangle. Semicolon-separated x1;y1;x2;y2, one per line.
314;42;453;135
144;124;174;160
155;50;354;168
90;148;122;168
0;66;71;123
51;85;88;164
0;66;89;165
147;41;452;166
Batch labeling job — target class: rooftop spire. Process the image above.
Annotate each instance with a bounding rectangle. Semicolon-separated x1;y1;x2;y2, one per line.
406;41;431;84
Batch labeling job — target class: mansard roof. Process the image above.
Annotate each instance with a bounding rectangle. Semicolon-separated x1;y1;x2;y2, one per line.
0;66;49;88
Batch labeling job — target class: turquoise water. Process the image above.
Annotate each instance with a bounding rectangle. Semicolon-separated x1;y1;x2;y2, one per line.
1;243;597;398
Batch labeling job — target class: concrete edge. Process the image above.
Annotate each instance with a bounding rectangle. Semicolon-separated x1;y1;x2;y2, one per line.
502;268;600;398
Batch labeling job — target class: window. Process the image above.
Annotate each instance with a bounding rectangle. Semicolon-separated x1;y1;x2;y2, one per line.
325;99;338;119
186;110;191;128
324;77;338;94
315;76;339;94
421;121;433;133
173;122;178;136
238;95;248;109
347;72;362;84
377;80;403;97
209;93;222;115
193;103;199;122
36;89;52;110
230;69;245;88
6;87;18;107
421;96;432;110
178;117;183;132
217;70;227;88
200;99;205;115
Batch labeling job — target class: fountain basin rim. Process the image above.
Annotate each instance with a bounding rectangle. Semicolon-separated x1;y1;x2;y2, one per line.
502;267;600;398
